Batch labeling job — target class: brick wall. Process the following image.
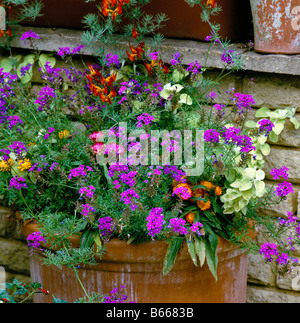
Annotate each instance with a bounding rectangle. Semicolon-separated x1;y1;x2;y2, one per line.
1;36;300;302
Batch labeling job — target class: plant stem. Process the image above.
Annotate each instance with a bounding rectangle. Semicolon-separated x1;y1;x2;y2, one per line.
73;266;90;299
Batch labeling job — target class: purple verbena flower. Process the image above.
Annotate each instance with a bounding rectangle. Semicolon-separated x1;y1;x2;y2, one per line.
270;166;289;180
9;176;27;190
274;181;294;198
204;129;220;143
146;207;165;238
98;216;115;237
27;231;46;249
168;218;187;235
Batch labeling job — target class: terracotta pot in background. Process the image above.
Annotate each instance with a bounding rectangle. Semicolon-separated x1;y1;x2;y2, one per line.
250;0;300;54
17;0;253;42
18;0;97;30
143;0;253;41
22;219;250;303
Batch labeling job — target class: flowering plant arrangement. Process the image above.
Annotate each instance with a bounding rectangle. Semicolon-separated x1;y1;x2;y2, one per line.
0;0;299;293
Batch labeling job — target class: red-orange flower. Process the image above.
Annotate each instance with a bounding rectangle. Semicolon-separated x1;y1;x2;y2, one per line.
0;27;12;38
86;62;117;103
101;0;130;21
132;25;139;39
206;0;216;8
126;42;145;61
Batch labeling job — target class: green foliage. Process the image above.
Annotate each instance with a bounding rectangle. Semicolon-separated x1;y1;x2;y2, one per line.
0;0;297;284
0;279;46;303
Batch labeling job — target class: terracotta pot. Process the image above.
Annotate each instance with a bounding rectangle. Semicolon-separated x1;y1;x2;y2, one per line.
17;0;252;41
22;219;250;303
17;0;97;30
143;0;253;41
250;0;300;54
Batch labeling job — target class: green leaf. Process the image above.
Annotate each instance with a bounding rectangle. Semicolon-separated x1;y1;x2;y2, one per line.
254;180;265;197
245;120;257;128
269;131;278;143
16;61;34;84
80;230;95;249
93;232;102;253
38;53;56;70
160;89;171;100
178;94;192;105
273;121;285;135
133;100;144;114
256;107;270;118
195;238;206;267
186;237;197;266
290;117;300;129
52;295;68;303
172;69;185;83
260;143;270;156
0;57;13;72
205;236;218;281
163;237;184;276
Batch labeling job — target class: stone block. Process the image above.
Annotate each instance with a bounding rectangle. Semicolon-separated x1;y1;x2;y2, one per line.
242;74;300;111
0;206;11;237
258;182;300;217
0;238;30;275
264;147;300;184
247;285;300;303
276;265;300;292
247;253;276;286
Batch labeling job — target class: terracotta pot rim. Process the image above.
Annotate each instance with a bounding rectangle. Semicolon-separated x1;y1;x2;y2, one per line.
21;215;249;259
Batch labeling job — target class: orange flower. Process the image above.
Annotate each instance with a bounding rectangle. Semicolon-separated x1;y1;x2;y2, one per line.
101;0;129;21
200;181;214;191
144;60;158;76
132;25;139;39
0;27;12;38
207;0;216;8
159;59;170;74
215;186;223;196
86;62;117;103
197;200;211;211
185;212;195;224
126;42;145;61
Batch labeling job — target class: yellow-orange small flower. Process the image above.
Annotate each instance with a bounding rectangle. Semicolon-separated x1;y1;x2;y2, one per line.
197;200;211;211
200;180;214;191
215;186;223;196
0;158;14;172
17;158;32;172
59;130;70;139
185;212;195;224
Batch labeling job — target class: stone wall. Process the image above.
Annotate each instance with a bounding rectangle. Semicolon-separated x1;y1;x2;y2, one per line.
1;27;300;302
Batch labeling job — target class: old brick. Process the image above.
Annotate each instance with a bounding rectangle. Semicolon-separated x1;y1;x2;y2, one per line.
247;254;276;286
247;285;300;303
0;238;30;275
264;147;300;184
242;74;300;111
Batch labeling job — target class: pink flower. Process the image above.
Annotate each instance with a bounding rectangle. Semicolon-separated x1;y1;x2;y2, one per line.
89;131;105;142
92;142;105;155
